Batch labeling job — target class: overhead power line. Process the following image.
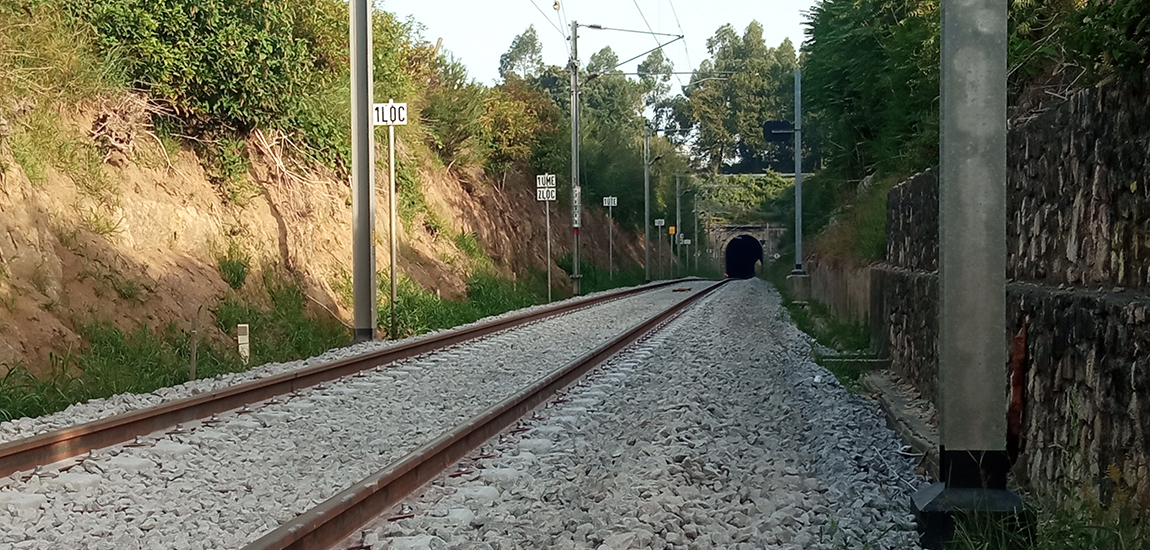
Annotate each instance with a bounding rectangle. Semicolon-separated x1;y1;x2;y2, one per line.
665;0;696;83
631;0;685;88
524;0;569;55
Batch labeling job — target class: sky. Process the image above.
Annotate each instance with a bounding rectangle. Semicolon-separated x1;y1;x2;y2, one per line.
384;0;819;91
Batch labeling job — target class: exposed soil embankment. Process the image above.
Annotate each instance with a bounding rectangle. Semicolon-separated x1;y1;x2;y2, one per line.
0;97;643;375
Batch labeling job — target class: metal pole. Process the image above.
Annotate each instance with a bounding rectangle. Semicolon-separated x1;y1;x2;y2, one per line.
658;230;663;280
675;173;681;278
389;123;398;339
913;0;1020;546
351;0;376;342
643;126;651;282
792;69;804;275
546;198;552;303
693;200;698;273
569;20;582;296
608;204;613;280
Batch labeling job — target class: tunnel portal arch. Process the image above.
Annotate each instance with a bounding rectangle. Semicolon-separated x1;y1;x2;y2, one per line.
725;235;764;279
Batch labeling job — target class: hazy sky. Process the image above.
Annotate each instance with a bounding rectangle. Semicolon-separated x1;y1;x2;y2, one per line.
384;0;819;90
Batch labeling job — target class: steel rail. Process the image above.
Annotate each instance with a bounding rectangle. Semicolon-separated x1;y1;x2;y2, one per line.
0;280;694;478
242;278;729;550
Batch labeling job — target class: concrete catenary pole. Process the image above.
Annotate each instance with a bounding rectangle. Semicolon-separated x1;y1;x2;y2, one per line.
569;20;582;295
792;69;804;274
675;173;681;278
693;199;698;272
608;201;613;280
912;0;1023;547
350;0;376;342
643;126;651;282
389;124;398;339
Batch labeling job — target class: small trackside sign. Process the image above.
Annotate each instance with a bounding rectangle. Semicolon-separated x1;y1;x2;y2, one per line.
374;101;408;126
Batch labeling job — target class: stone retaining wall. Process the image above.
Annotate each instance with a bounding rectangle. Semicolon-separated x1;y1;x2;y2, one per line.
873;69;1150;507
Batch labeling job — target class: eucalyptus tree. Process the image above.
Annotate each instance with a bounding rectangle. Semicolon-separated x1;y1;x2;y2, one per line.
683;22;797;173
499;25;544;79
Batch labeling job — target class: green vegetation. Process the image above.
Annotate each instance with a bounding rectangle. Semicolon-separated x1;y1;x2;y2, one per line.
811;175;902;262
0;323;240;422
673;25;800;174
382;271;549;339
217;243;251;290
948;487;1148;550
0;272;348;422
556;254;648;295
215;272;350;365
803;0;1150;183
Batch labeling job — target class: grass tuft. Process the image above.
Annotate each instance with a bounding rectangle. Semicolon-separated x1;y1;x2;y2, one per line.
948;493;1148;550
217;243;250;290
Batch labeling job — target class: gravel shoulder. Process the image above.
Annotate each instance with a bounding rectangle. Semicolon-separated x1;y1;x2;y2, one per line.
351;278;927;550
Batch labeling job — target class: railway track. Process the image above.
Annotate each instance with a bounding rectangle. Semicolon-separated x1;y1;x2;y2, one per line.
0;279;726;549
0;279;689;478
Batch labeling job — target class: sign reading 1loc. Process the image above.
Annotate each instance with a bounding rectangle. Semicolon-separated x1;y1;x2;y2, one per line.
603;196;617;207
655;219;665;227
373;102;408;126
537;188;557;201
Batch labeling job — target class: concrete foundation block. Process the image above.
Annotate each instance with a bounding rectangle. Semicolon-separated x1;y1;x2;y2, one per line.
786;273;811;302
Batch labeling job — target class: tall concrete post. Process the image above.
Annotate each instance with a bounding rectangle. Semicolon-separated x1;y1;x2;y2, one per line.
786;69;810;299
569;20;582;295
912;0;1025;547
792;69;804;274
693;201;698;273
675;173;681;278
643;126;651;282
350;0;376;342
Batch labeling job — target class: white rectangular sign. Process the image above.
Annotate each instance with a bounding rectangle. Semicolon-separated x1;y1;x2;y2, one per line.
536;187;557;201
572;186;582;227
602;196;617;207
536;174;557;188
682;238;692;245
654;218;665;227
373;102;409;126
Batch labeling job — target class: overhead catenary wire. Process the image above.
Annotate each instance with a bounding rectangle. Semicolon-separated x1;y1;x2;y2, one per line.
523;0;570;57
524;0;568;41
631;0;685;89
664;0;695;88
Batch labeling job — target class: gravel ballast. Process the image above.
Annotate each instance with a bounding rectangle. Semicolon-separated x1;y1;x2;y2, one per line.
347;279;926;550
0;281;714;549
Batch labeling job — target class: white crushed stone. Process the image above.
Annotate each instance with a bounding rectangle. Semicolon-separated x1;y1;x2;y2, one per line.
349;279;927;550
0;281;713;549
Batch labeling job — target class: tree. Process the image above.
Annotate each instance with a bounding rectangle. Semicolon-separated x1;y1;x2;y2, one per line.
683;23;797;173
499;25;543;80
637;48;674;127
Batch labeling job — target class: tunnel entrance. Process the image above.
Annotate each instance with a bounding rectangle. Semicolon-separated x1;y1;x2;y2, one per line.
725;235;764;279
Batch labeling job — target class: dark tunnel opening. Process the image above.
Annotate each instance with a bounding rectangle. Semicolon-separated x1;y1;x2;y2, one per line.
725;235;764;279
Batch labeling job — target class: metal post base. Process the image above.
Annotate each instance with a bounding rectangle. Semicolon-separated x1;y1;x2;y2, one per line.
912;483;1032;549
353;328;375;344
912;449;1033;549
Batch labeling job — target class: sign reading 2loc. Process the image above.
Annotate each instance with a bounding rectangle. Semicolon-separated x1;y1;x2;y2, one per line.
373;102;408;126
